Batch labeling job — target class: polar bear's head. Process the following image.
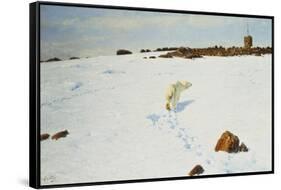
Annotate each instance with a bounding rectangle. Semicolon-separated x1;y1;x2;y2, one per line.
177;80;192;90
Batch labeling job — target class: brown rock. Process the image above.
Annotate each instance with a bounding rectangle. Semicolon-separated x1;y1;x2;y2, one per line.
188;165;204;176
40;133;50;141
239;142;249;152
159;53;173;58
52;130;69;140
177;47;191;54
215;131;240;153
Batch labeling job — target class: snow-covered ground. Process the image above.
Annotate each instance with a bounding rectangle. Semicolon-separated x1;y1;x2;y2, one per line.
40;52;272;185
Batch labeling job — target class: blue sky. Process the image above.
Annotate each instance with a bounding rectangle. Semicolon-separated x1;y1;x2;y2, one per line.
40;5;272;60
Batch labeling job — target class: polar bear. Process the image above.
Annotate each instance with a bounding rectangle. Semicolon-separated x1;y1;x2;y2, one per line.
165;80;192;111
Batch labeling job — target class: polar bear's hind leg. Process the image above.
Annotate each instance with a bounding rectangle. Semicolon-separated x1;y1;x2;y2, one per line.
166;93;172;111
166;102;171;111
165;89;173;111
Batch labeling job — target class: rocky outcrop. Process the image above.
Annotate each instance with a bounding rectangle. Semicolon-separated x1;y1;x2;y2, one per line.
154;47;179;52
215;131;240;153
158;46;272;59
116;49;132;55
159;47;203;59
188;165;204;176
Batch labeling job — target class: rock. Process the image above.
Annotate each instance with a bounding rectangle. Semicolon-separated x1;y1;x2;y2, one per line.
116;49;132;55
69;57;80;60
51;130;69;140
254;52;262;56
215;131;240;153
40;133;50;141
141;49;151;53
184;53;194;59
239;142;249;152
143;57;147;59
155;48;163;51
45;57;61;62
159;53;173;58
192;54;203;58
177;47;192;55
188;165;204;176
149;56;156;59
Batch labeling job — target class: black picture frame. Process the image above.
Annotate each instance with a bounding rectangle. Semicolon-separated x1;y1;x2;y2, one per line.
30;1;274;189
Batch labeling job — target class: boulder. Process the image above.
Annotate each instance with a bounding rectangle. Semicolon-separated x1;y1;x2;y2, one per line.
149;56;156;59
116;49;132;55
215;131;240;153
140;49;146;53
40;133;50;141
52;130;69;140
188;165;204;176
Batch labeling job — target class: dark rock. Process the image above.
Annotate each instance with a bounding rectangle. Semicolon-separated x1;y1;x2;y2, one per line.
239;142;249;152
116;49;132;55
155;48;162;51
188;165;204;176
141;49;151;53
215;131;240;153
149;56;156;59
45;57;61;62
52;130;69;140
40;133;50;141
69;57;80;60
143;57;147;59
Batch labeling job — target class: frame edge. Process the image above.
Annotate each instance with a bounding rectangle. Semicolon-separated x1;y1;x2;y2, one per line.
29;1;40;189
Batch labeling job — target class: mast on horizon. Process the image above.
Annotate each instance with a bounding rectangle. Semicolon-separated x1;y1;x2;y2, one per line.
244;22;253;49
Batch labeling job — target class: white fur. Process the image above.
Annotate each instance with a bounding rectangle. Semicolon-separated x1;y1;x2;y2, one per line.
165;80;192;110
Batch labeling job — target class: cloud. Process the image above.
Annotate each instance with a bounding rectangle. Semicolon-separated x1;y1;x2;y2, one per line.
42;11;241;33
